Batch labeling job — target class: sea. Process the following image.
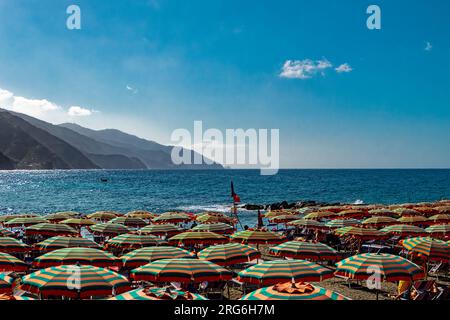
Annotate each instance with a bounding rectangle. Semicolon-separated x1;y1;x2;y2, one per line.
1;169;449;227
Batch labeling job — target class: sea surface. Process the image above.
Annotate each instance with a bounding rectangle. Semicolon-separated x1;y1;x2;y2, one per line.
1;169;449;226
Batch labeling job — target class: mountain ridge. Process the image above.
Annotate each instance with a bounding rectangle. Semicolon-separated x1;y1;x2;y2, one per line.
0;109;223;170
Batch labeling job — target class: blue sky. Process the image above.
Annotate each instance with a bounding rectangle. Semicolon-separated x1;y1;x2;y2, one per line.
0;0;449;168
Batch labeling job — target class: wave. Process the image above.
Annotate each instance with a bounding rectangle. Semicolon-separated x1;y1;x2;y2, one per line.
353;199;364;205
176;204;232;213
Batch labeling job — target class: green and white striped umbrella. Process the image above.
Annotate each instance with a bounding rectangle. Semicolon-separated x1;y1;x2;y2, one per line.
0;228;14;237
230;230;284;244
139;224;183;236
106;233;166;250
402;237;450;261
4;217;49;227
168;231;228;245
110;216;148;228
25;223;78;236
425;224;450;238
0;237;30;252
34;236;101;252
131;258;232;283
191;223;234;234
21;265;130;299
89;223;130;236
33;247;119;268
120;246;195;268
198;243;260;266
325;219;360;228
335;253;425;281
380;224;426;237
237;260;334;285
269;241;339;261
0;252;28;271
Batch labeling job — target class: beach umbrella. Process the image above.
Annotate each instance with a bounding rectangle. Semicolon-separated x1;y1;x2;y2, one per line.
33;247;118;268
59;218;96;227
394;208;421;217
131;258;232;283
4;217;49;227
413;206;437;217
87;211;119;221
264;211;287;218
0;252;28;271
139;224;183;236
0;228;14;237
153;213;191;224
319;206;344;213
325;219;360;228
106;233;166;250
334;227;386;240
21;265;130;299
428;214;450;224
168;231;228;246
55;211;80;217
33;236;101;252
237;260;334;286
197;243;260;266
368;209;398;217
0;214;38;224
401;237;450;262
435;206;450;214
110;216;147;228
230;230;284;245
303;211;336;220
336;210;366;219
335;253;425;281
269;241;339;261
25;223;78;236
288;219;329;230
126;210;156;219
0;237;30;253
397;216;430;226
380;224;426;237
361;216;398;227
425;224;450;238
269;215;302;224
240;282;350;300
43;212;72;222
191;223;234;234
196;214;234;224
109;287;207;300
89;223;130;236
120;246;195;269
0;274;13;294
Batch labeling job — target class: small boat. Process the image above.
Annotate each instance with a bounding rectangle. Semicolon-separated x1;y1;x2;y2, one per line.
100;178;108;183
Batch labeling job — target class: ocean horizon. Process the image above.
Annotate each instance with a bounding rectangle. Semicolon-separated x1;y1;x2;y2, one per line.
1;169;449;226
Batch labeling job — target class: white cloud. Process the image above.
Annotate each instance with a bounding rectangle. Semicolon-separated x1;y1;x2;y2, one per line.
126;84;138;94
425;41;432;51
68;106;96;117
280;59;333;79
335;63;353;73
0;87;96;121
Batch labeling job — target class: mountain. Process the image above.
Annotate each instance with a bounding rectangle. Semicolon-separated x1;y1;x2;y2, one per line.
0;152;14;170
0;109;223;170
0;110;98;169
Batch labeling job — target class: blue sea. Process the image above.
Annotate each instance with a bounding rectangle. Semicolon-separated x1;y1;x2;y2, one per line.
1;169;450;226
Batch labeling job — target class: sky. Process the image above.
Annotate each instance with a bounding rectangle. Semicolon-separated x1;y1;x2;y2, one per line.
0;0;449;168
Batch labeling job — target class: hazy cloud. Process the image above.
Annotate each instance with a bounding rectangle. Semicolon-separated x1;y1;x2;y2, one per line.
280;59;333;79
0;87;96;121
126;84;138;94
335;63;353;73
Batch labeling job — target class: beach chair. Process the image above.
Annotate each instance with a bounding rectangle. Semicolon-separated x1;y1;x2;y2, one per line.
411;280;437;300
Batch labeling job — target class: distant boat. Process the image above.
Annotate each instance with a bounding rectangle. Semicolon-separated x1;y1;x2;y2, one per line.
100;178;108;183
